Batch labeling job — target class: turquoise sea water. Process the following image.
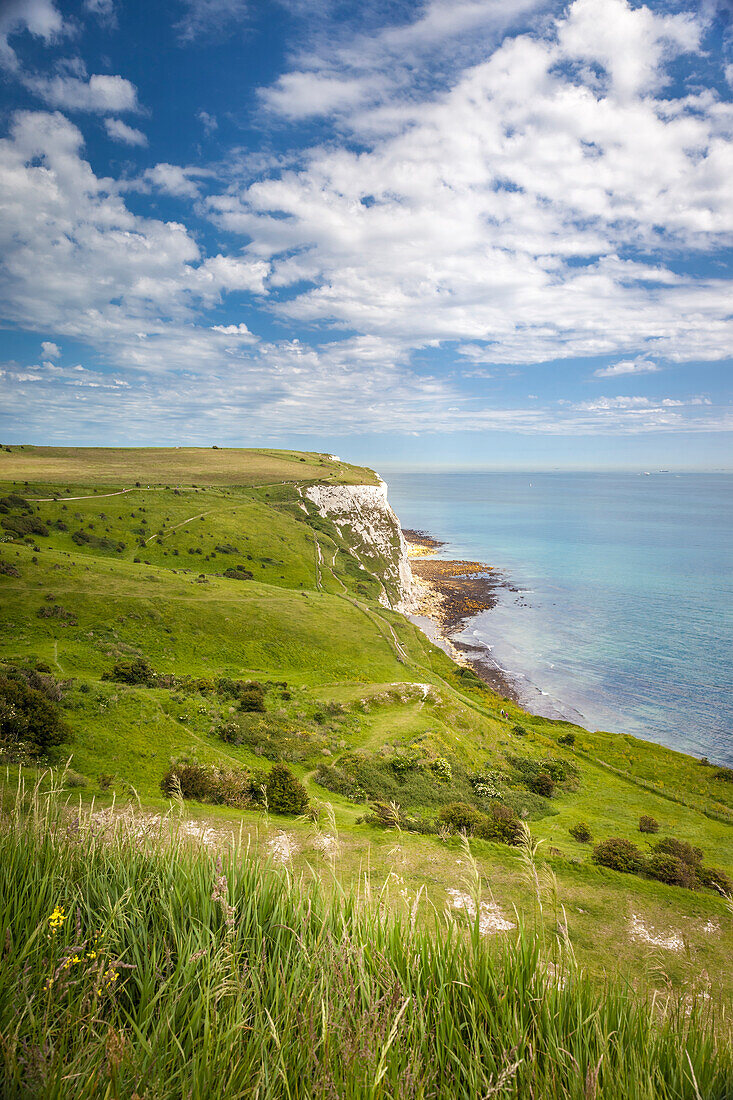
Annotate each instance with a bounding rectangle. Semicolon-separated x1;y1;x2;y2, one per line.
382;471;732;766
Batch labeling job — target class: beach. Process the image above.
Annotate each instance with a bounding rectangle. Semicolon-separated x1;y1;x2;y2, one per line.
403;529;526;704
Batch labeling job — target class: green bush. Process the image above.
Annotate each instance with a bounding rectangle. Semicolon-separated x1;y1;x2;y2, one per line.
266;763;309;815
592;838;645;875
696;866;733;896
558;733;576;746
483;801;520;844
529;771;555;797
652;837;703;867
0;668;68;758
102;658;157;686
222;566;253;580
1;515;49;538
238;685;266;713
569;822;592;843
438;802;486;835
160;759;258;809
644;853;697;889
638;815;659;834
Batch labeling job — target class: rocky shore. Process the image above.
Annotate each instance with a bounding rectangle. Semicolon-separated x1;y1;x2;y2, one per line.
403;530;523;702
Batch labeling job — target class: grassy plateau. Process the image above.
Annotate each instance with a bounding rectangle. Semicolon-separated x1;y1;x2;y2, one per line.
0;445;731;1098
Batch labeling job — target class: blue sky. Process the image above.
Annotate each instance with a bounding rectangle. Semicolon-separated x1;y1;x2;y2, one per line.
0;0;731;468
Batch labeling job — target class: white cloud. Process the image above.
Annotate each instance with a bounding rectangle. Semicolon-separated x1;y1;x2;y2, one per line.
28;73;140;113
0;111;268;357
41;341;61;358
0;1;730;443
594;357;661;378
105;118;148;146
144;163;202;197
558;0;701;99
175;0;249;43
197;109;218;133
0;0;64;70
211;322;254;336
211;0;732;370
84;0;116;22
262;72;377;120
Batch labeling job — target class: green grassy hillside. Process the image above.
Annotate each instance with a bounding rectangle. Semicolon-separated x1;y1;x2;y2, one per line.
1;447;731;1010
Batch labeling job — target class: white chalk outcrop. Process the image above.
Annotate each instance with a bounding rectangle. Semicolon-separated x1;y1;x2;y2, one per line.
304;480;414;611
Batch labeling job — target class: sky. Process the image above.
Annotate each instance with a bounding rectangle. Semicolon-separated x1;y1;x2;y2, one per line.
0;0;731;469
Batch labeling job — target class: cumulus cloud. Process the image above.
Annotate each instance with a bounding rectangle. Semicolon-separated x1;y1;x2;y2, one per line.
144;163;204;197
210;322;255;336
0;0;64;70
0;0;730;443
0;111;268;357
27;72;140;113
105;118;148;146
41;341;61;358
211;0;732;371
594;357;661;378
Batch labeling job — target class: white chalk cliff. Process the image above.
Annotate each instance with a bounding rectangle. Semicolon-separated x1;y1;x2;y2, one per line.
304;480;413;612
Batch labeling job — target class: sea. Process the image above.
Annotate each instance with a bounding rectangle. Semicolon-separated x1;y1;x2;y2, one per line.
382;470;732;767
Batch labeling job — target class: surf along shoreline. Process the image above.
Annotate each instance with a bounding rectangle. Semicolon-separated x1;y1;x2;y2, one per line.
403;529;582;723
403;529;524;702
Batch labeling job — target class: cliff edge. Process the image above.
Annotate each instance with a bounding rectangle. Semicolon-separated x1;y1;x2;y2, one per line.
304;480;413;612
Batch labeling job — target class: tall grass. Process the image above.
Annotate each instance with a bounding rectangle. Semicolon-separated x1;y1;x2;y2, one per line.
0;773;730;1099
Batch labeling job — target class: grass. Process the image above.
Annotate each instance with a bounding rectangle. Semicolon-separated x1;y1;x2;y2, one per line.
1;772;731;1100
0;446;732;1024
0;445;380;488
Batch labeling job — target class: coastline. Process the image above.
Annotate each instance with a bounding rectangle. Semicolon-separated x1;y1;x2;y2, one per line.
403;528;584;723
403;529;525;706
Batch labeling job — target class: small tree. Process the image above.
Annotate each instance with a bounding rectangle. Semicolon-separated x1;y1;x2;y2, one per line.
529;771;555;798
639;814;659;834
569;822;592;843
592;838;645;875
266;763;309;815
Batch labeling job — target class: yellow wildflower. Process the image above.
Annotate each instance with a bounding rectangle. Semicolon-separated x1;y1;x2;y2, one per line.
48;906;66;932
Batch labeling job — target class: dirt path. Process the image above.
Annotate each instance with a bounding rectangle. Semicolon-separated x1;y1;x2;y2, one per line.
145;510;215;544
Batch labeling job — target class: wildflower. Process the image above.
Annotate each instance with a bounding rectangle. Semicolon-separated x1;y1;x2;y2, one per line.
87;950;97;959
48;906;66;932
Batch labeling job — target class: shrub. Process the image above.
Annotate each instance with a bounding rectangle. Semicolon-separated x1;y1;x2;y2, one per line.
483;801;520;844
102;657;156;686
592;838;645;875
266;763;309;815
97;773;115;790
437;802;486;836
71;530;125;552
529;771;555;798
0;669;68;757
0;560;21;577
696;866;733;896
639;815;659;834
160;759;258;809
569;822;592;843
652;838;703;867
558;733;576;746
644;853;697;889
1;515;49;538
431;757;452;781
37;605;77;624
65;770;88;789
223;566;253;580
238;685;266;713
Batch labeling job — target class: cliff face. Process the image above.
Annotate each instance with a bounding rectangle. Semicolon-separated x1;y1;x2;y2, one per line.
304;480;413;612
